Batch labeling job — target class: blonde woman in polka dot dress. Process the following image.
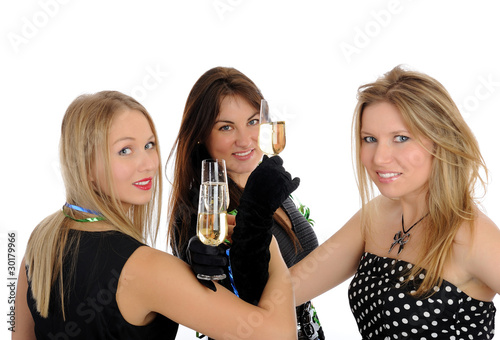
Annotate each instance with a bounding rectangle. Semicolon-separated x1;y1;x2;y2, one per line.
290;65;499;339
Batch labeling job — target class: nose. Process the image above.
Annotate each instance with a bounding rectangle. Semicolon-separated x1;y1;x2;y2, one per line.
235;128;253;148
373;142;392;165
138;150;158;173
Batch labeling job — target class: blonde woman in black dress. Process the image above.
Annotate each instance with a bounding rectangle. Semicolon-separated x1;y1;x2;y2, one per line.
13;91;297;339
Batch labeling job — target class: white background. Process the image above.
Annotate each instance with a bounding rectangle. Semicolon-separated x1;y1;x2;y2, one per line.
1;0;500;339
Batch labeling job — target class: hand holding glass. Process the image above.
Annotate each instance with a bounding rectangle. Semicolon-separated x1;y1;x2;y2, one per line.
196;159;229;280
258;99;286;156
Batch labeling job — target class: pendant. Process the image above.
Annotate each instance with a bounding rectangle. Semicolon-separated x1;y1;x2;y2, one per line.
388;231;411;255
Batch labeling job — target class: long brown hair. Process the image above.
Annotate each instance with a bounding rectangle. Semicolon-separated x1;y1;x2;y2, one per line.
167;66;296;256
25;91;163;318
352;65;487;296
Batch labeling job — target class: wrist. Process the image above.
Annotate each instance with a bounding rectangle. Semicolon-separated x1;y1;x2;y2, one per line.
237;199;276;220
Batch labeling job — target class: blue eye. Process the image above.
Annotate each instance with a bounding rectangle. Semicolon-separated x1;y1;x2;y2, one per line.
145;141;155;150
395;135;409;143
219;125;232;131
118;147;132;156
249;119;259;126
363;136;376;143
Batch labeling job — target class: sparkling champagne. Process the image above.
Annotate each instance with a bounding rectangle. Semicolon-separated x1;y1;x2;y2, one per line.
197;212;228;246
200;182;229;211
258;121;286;155
196;182;228;246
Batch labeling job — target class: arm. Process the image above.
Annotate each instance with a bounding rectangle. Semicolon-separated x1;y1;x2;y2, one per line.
230;155;299;305
290;209;365;305
118;238;297;340
464;212;500;296
12;257;36;340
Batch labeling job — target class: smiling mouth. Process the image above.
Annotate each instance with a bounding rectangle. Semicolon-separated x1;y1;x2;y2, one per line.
377;172;401;178
233;149;253;157
133;178;153;190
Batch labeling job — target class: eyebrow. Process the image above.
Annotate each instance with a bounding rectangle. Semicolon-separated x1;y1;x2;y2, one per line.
214;112;259;125
360;129;409;135
112;135;155;145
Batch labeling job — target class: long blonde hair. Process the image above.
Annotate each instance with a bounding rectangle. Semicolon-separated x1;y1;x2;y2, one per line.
25;91;162;318
352;65;487;296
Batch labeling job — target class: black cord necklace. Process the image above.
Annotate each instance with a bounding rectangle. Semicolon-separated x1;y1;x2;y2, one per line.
388;213;429;255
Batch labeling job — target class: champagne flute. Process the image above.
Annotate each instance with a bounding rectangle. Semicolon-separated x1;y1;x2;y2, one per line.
258;99;286;156
196;159;229;280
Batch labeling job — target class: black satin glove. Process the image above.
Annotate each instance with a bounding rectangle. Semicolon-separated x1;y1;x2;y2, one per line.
186;236;228;292
230;155;300;304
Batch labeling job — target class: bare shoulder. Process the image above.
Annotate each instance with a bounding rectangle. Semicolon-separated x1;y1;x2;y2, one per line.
120;246;193;287
455;208;500;246
470;209;500;254
124;245;175;269
454;208;500;296
116;245;195;325
474;209;499;233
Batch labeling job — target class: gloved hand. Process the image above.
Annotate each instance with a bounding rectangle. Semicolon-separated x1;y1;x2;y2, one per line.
230;155;300;304
187;236;228;292
240;155;300;218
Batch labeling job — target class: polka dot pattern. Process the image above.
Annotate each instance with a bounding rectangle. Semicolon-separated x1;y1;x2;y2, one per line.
348;252;496;339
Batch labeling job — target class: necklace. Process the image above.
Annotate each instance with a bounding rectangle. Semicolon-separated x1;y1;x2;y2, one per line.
62;203;105;223
388;213;428;255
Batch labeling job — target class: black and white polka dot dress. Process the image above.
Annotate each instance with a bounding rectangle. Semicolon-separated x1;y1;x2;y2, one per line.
348;252;496;339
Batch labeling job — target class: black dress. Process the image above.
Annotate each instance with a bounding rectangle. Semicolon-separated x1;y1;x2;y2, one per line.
349;252;496;339
27;230;179;339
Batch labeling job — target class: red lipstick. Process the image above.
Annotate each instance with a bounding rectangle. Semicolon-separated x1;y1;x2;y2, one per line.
133;177;153;190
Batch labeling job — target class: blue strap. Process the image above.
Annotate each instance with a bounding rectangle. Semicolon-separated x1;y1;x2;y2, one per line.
64;203;102;216
226;248;240;297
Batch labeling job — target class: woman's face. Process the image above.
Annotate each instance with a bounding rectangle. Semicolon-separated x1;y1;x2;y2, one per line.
205;95;263;186
360;101;434;201
93;108;159;208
